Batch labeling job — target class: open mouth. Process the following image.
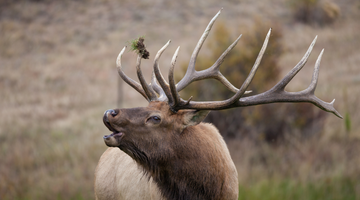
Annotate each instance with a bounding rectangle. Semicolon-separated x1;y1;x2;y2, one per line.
103;131;123;139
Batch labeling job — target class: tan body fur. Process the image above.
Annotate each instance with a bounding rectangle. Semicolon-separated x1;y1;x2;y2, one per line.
95;147;163;200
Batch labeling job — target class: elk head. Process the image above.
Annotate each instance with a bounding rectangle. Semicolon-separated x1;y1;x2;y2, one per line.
103;101;209;162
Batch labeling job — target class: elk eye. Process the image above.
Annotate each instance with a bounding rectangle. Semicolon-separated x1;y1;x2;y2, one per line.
147;116;161;124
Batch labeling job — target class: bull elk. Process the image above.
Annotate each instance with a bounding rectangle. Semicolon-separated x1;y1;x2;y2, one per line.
94;10;342;200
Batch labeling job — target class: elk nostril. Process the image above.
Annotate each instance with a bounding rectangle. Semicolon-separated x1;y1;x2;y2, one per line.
104;109;118;119
110;109;117;117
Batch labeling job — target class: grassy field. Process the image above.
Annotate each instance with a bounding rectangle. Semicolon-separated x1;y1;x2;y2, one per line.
238;177;358;200
0;0;359;199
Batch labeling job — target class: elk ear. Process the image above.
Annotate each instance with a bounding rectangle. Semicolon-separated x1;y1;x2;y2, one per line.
182;110;210;128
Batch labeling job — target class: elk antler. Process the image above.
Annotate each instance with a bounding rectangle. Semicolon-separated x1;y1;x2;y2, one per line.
116;9;342;118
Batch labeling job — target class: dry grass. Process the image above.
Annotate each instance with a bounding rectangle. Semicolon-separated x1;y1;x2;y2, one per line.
0;0;359;199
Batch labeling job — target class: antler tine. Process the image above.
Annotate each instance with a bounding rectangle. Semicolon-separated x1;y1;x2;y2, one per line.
135;55;158;101
272;36;317;92
153;40;174;104
307;49;342;118
308;48;322;94
176;9;222;92
208;33;241;93
116;46;150;101
223;28;271;105
169;46;181;107
151;72;167;101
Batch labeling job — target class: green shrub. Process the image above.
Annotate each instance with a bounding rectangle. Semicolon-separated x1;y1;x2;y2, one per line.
238;177;358;200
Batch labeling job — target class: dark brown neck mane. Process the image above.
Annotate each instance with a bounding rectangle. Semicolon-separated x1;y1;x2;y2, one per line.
120;124;229;200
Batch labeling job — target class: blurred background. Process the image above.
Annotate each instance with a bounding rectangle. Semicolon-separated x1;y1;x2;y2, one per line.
0;0;359;199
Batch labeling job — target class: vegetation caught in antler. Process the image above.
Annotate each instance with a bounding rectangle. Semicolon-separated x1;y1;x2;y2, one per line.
128;36;150;59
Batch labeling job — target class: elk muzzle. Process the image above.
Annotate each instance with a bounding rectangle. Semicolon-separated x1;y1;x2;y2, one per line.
103;109;123;147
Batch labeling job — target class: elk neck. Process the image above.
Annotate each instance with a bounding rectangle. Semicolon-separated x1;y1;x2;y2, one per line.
122;122;236;200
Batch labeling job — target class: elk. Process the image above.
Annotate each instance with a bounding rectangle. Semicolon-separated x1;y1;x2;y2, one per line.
94;10;342;200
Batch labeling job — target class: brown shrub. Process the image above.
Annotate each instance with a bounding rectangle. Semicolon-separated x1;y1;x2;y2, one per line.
290;0;340;26
320;1;340;24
